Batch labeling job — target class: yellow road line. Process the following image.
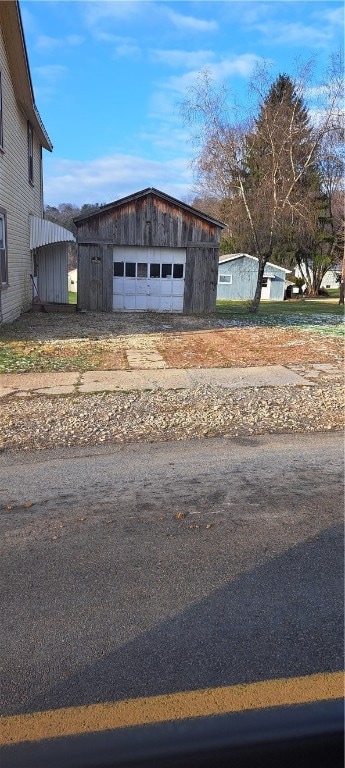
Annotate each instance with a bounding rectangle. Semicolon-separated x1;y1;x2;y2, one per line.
1;671;343;746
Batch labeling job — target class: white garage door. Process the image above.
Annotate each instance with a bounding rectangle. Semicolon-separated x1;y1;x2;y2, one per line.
113;246;186;312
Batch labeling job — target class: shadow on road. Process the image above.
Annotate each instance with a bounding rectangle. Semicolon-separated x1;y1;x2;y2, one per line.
18;522;344;716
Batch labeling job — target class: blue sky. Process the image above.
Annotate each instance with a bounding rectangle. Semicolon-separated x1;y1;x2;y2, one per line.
21;0;344;208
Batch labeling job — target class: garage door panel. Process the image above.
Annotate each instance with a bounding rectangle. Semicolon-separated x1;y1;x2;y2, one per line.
148;280;162;296
113;277;124;292
124;294;136;310
113;294;124;310
160;295;173;311
135;294;148;310
160;280;173;295
113;246;186;312
172;281;184;296
172;295;183;311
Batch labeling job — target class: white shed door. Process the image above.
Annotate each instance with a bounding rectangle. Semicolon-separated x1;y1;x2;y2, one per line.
113;246;186;312
261;277;271;300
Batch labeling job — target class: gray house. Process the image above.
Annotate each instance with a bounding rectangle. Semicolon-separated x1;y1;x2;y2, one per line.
74;188;226;314
217;254;290;301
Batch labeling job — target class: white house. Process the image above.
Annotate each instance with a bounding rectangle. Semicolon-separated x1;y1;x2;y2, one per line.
0;1;75;323
294;264;341;291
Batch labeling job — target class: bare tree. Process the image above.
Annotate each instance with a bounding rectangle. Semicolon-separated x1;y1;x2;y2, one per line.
181;56;343;311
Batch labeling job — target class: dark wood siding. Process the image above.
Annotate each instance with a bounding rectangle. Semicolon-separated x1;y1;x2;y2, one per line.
76;194;220;249
184;246;219;314
77;244;112;312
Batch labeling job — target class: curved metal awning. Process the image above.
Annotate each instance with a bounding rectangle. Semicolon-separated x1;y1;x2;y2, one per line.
30;216;76;250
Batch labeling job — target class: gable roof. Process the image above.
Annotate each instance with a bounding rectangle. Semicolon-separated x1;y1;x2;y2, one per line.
73;187;227;228
0;1;52;151
219;253;291;274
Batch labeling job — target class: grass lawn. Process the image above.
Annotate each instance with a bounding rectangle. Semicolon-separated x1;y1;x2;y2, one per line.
326;288;340;299
68;291;77;304
216;299;343;317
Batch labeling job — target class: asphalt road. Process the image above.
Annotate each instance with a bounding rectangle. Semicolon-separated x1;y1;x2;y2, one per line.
0;432;343;718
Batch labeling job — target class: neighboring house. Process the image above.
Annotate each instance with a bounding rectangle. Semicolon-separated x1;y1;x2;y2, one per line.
0;1;75;323
68;268;77;293
294;265;341;291
217;254;290;301
74;188;226;314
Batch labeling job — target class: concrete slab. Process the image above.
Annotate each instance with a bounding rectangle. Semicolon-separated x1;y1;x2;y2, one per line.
186;366;309;389
79;369;191;392
0;372;79;390
79;365;310;393
0;365;314;396
126;349;167;369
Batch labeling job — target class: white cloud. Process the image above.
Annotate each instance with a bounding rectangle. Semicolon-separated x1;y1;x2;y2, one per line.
43;153;193;207
314;6;344;27
67;34;84;47
166;9;218;33
83;1;145;25
32;64;68;103
160;54;263;96
137;125;191;153
93;32;135;44
114;44;141;59
149;49;215;69
36;34;84;51
34;65;68;82
36;35;62;51
253;21;333;47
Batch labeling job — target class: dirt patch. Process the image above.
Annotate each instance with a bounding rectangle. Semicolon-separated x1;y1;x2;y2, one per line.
157;327;343;368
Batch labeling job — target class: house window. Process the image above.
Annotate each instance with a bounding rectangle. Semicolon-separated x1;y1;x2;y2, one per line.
219;273;232;284
262;277;268;287
0;71;3;150
0;210;8;286
28;121;34;183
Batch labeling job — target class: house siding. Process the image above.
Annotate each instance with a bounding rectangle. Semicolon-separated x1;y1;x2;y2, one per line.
0;24;43;323
217;255;287;301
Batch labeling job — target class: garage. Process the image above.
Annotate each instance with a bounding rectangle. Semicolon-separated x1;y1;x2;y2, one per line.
74;188;225;315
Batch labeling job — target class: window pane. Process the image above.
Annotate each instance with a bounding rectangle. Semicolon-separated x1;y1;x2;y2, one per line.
125;262;136;277
262;278;268;287
219;274;232;284
0;216;4;249
173;264;184;279
137;263;147;278
114;262;124;277
0;250;7;285
150;264;160;278
162;264;172;278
